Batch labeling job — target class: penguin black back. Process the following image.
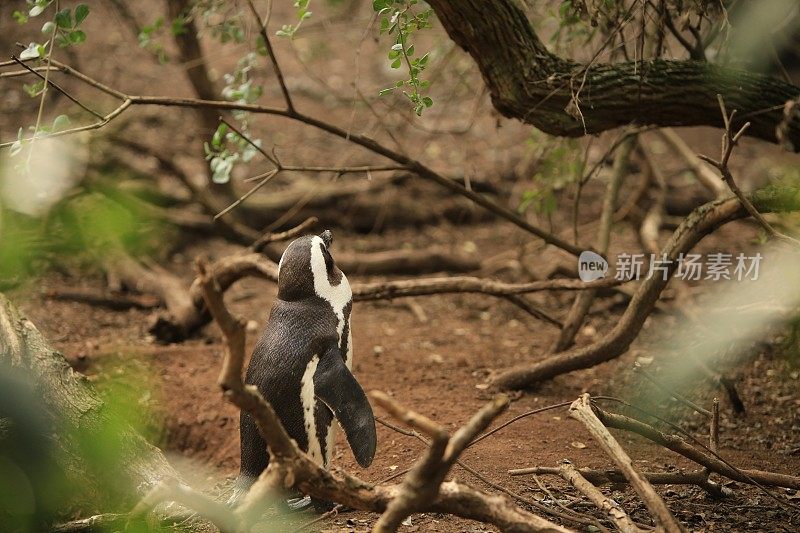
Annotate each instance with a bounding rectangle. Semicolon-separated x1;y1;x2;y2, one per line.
233;230;376;504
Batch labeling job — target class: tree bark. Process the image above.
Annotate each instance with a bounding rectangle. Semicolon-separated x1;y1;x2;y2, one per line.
0;294;180;501
427;0;800;147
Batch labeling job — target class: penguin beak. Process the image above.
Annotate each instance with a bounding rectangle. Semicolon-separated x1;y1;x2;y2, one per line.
320;230;333;248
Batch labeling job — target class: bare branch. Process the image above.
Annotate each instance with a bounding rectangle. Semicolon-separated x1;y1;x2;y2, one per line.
698;96;800;246
245;0;295;112
493;188;800;390
569;394;683;533
513;466;731;499
0;58;587;257
558;463;644;533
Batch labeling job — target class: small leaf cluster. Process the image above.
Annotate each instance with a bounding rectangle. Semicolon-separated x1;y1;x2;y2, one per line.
8;115;70;158
373;0;434;116
221;53;263;109
138;17;168;63
204;122;261;184
196;0;246;44
518;132;583;217
205;54;264;184
276;0;312;39
16;2;90;59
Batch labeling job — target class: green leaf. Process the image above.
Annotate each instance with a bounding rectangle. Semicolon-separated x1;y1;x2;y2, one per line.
55;8;72;29
68;30;86;44
390;57;402;69
212;123;228;148
422;96;433;108
378;87;394;95
52;114;70;131
255;34;268;56
74;4;89;25
13;11;28;24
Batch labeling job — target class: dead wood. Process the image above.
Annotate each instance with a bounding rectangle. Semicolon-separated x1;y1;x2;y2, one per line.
658;128;726;197
699;96;800;247
259;244;481;276
370;391;512;532
147;246;485;342
596;407;800;490
553;136;636;353
513;467;732;499
44;289;160;311
183;257;574;532
0;293;181;500
558;463;644;533
569;394;684;533
639;142;667;255
492;187;800;390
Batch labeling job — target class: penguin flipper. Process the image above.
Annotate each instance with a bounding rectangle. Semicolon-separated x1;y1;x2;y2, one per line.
313;345;377;468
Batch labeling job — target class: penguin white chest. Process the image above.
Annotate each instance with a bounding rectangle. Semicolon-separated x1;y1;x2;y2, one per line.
309;236;352;347
306;237;355;467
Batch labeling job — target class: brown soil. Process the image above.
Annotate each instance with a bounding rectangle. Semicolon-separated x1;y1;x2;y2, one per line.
3;1;800;531
12;215;800;532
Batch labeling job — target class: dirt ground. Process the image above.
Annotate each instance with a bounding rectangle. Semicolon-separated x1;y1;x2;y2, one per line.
3;0;800;531
10;212;800;532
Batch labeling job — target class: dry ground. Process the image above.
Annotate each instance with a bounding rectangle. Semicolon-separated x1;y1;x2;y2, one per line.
2;0;800;531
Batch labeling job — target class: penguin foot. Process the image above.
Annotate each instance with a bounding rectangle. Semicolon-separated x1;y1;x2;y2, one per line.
285;496;350;514
286;495;312;511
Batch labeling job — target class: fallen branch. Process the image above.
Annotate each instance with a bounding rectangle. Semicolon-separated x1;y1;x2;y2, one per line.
185;257;574;532
44;289;160;311
371;392;510;531
492;186;800;390
639;141;667;255
699;95;800;247
553;135;636;352
596;407;800;490
514;466;731;499
658;128;725;197
558;463;644;533
569;394;683;533
0;294;182;502
150;252;600;341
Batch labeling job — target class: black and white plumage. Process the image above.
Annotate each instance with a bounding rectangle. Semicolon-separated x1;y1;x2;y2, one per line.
231;230;376;505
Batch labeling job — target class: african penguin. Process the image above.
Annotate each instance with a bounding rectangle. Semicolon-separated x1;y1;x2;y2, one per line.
231;230;377;508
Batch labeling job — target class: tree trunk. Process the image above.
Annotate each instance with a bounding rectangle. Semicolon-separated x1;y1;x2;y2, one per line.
0;294;180;501
427;0;800;148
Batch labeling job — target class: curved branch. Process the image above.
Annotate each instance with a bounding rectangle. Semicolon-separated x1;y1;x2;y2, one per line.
493;186;800;390
426;0;800;148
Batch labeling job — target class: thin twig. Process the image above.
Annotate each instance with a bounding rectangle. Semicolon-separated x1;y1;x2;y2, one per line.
698;95;800;246
10;55;104;119
244;0;295;111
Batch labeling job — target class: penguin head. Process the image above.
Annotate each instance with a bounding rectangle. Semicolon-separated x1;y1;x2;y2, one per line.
277;230;347;301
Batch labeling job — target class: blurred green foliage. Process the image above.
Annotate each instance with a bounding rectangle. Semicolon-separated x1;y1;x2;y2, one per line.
518;130;584;217
0;168;166;288
0;362;176;532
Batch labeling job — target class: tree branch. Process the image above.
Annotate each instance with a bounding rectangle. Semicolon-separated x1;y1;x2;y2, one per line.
426;0;800;147
493;186;800;390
